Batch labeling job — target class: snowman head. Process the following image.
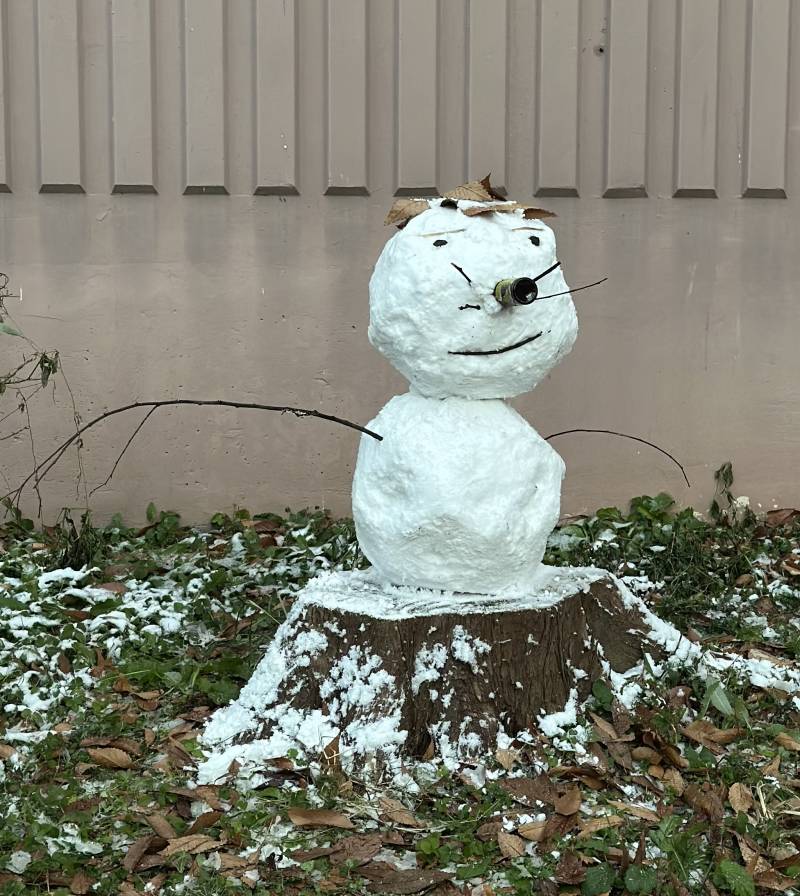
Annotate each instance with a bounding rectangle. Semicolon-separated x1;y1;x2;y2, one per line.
369;198;578;399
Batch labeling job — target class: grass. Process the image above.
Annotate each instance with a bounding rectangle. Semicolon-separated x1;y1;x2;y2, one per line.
1;483;800;895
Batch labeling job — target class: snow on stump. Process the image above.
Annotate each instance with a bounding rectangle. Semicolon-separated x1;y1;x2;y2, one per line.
199;567;672;782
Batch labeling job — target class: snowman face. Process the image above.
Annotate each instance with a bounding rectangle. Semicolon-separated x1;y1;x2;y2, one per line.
368;204;578;399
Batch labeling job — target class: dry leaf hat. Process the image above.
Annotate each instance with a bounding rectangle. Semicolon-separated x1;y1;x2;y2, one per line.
384;174;555;227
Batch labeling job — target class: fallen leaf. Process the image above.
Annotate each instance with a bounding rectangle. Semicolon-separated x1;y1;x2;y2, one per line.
554;786;582;816
123;834;166;872
684;783;725;823
682;720;742;750
766;508;800;528
522;206;556;220
662;767;686;795
364;864;451;895
86;747;133;769
517;818;548;842
754;869;797;891
631;746;662;764
775;732;800;752
608;800;660;823
379;797;423;828
497;831;526;858
186;810;223;835
763;754;782;776
160;834;221;857
0;744;17;760
69;870;93;895
499;774;556;806
385;198;429;227
495;747;519;771
443;180;493;201
146;814;178;839
555;851;586;885
288;807;354;829
729;782;754;814
578;815;623;838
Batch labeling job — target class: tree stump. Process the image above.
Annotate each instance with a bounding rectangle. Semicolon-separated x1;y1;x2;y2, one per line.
199;567;673;782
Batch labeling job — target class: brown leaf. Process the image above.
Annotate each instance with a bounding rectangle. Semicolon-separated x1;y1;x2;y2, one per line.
555;851;586;885
476;819;504;841
495;747;519;771
288;807;354;829
517;818;548;842
662;767;687;796
606;740;633;770
160;834;221;857
499;774;557;806
728;782;754;814
754;869;797;892
542;811;579;843
522;206;556;220
554;786;582;816
365;865;451;895
631;746;662;764
86;747;133;769
775;732;800;752
146;814;178;839
385;198;430;227
684;783;725;823
123;834;166;872
0;744;17;760
57;652;72;674
379;797;423;828
497;831;526;858
97;581;128;594
661;744;690;769
682;720;742;750
443;180;493;202
766;508;800;528
69;870;93;895
578;815;623;838
186;810;223;835
461;201;520;216
608;800;660;823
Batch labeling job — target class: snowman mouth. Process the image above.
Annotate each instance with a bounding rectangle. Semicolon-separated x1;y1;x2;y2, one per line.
448;331;543;356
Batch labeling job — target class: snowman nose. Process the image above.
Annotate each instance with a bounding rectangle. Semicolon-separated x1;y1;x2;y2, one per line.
493;277;538;307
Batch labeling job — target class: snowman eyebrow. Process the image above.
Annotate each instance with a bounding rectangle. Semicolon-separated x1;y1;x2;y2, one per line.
511;226;544;231
417;229;467;237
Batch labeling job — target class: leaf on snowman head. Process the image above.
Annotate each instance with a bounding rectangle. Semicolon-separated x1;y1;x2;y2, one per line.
443;180;494;201
522;206;557;220
461;201;557;219
384;198;431;227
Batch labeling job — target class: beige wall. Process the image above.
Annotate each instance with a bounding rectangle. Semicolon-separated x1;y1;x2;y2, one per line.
1;0;799;524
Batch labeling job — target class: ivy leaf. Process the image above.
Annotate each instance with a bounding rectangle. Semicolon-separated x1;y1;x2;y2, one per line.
716;860;756;896
0;322;21;337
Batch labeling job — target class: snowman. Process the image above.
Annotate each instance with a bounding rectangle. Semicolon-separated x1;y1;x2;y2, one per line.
352;182;578;594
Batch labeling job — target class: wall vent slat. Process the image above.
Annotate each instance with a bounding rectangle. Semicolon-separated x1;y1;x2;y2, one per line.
326;0;368;195
37;0;83;192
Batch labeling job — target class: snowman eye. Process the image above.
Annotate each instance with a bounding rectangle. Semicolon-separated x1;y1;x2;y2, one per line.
529;236;540;247
433;239;448;247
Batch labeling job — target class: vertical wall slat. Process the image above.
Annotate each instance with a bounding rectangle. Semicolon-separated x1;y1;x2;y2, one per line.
326;0;368;194
537;0;579;196
37;0;83;192
744;0;790;197
467;0;507;191
396;0;437;194
183;0;227;193
111;0;156;192
255;0;297;195
0;1;9;191
605;0;648;196
673;0;720;196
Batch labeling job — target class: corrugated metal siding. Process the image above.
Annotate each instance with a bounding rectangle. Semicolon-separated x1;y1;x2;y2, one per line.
0;0;792;199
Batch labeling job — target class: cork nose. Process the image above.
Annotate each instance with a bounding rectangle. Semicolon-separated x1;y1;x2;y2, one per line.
493;277;538;307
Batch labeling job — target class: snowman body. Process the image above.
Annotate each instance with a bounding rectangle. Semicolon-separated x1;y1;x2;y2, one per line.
353;201;577;594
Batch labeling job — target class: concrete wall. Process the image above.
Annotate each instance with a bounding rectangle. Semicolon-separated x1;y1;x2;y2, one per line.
1;0;799;523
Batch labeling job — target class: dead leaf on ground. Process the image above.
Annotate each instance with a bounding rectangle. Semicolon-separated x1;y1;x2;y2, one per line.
160;834;221;857
379;797;423;828
775;732;800;752
684;783;725;823
578;815;623;838
608;800;660;823
555;851;586;885
729;782;754;814
69;870;93;895
766;508;800;528
554;786;582;816
146;814;178;839
288;807;354;829
0;744;17;760
363;864;452;895
662;767;686;795
186;810;223;835
517;818;548;842
497;831;526;858
123;834;167;872
682;720;742;751
498;774;556;806
86;746;133;769
495;747;519;770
